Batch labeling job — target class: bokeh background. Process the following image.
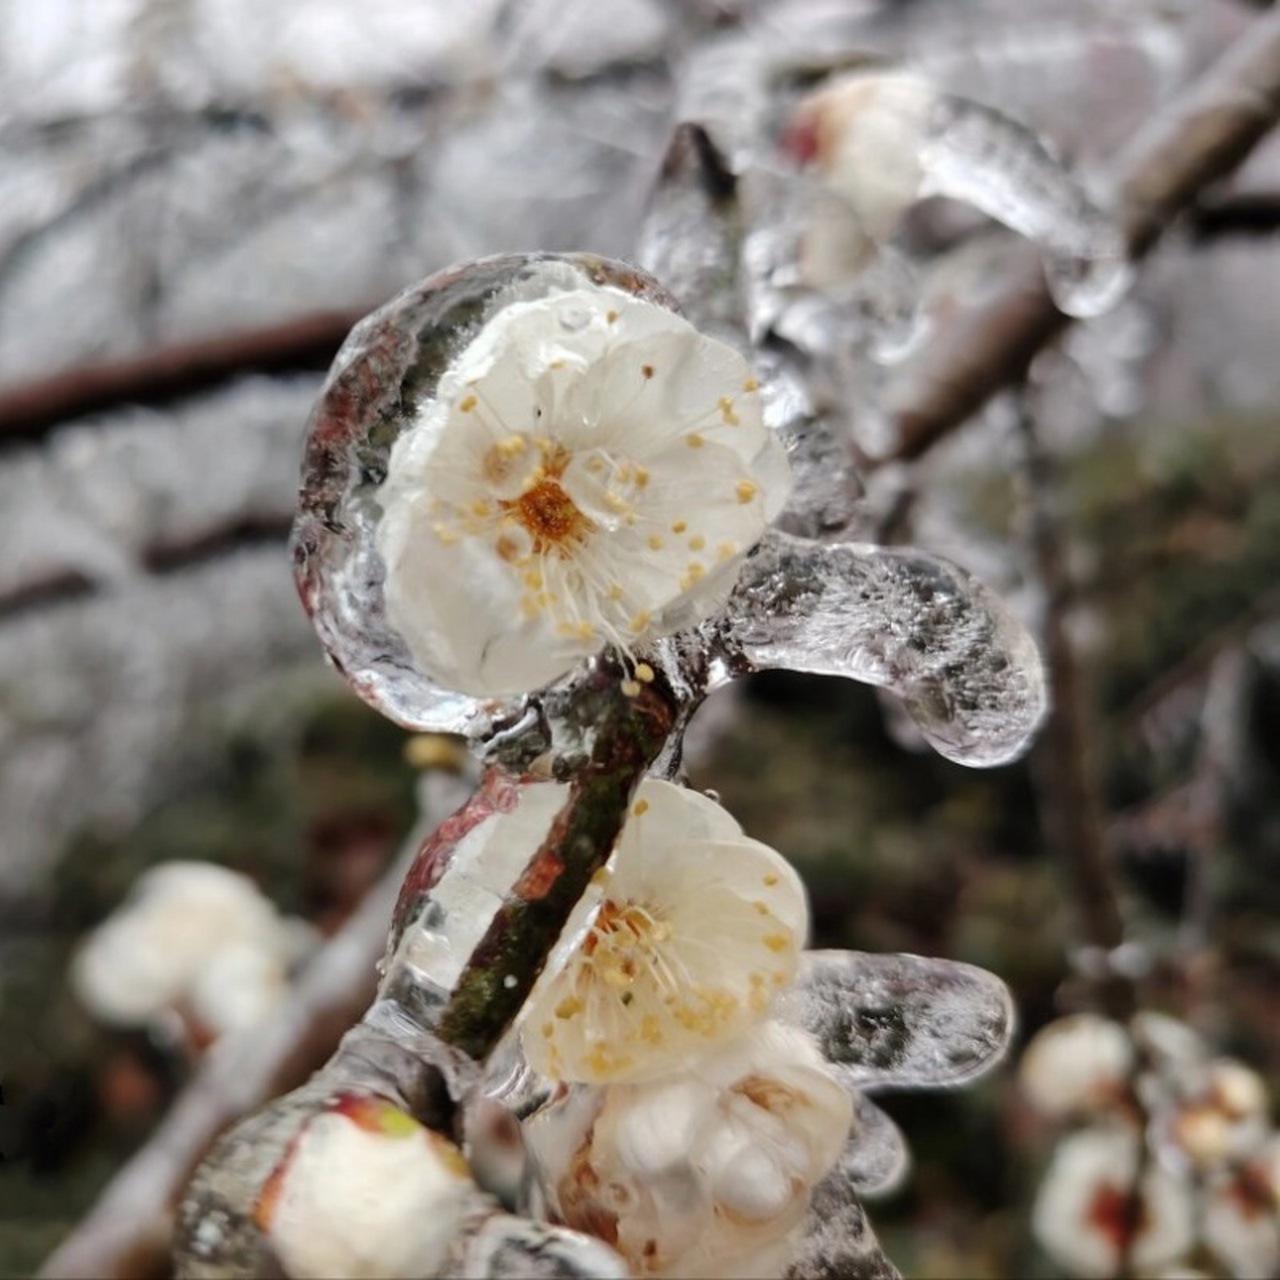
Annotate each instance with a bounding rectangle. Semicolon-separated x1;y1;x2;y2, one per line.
3;1;1280;1275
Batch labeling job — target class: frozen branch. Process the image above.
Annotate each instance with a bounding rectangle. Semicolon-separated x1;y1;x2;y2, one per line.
882;4;1280;464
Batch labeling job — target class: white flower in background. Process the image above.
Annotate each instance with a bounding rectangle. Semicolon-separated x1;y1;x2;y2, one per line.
524;1020;851;1279
1032;1128;1195;1278
256;1094;485;1280
785;72;935;242
375;284;791;697
71;861;313;1038
1166;1058;1271;1170
518;778;808;1084
1019;1013;1134;1119
1203;1145;1280;1280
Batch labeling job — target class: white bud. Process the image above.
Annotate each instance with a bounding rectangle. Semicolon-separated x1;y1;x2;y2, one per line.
261;1096;484;1280
71;861;303;1031
1019;1014;1134;1119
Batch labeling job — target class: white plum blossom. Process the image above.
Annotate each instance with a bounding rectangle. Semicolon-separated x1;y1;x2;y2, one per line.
786;72;935;242
1204;1171;1280;1279
523;1020;851;1279
518;778;808;1084
71;861;314;1039
256;1094;486;1280
375;283;791;697
1032;1128;1195;1279
1019;1013;1135;1120
1165;1058;1271;1170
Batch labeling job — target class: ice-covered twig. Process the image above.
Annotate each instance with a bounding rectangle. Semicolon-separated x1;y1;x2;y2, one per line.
168;665;678;1277
882;4;1280;464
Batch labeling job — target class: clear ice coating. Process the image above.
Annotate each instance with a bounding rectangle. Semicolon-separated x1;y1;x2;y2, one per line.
723;530;1046;767
447;1215;629;1280
922;90;1134;318
787;69;1133;321
741;169;926;366
289;252;679;735
788;1167;903;1280
836;1089;912;1197
778;950;1015;1089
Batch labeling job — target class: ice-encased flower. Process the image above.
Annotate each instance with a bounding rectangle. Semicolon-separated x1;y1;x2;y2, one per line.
524;1020;851;1279
785;72;935;242
1032;1128;1195;1279
1019;1013;1135;1119
256;1094;485;1280
71;861;313;1036
518;778;808;1084
375;284;790;697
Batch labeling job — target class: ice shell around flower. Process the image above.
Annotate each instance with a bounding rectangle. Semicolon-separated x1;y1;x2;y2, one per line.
524;1021;851;1279
786;72;935;242
375;284;791;697
259;1095;482;1280
518;778;808;1084
1032;1128;1195;1279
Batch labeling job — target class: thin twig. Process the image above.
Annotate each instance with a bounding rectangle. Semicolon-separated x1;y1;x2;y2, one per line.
1014;389;1134;1022
881;5;1280;465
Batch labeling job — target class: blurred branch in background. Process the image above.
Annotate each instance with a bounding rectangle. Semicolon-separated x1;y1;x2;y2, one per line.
37;767;475;1280
0;309;367;443
880;2;1280;465
1013;387;1134;1021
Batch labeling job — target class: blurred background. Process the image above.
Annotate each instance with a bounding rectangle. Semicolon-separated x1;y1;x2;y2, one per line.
3;0;1280;1276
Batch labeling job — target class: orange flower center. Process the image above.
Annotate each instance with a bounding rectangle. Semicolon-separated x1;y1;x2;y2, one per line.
512;478;591;553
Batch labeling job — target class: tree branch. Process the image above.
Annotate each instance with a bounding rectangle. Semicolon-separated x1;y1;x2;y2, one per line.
881;5;1280;465
0;309;368;443
38;769;476;1280
1014;391;1134;1022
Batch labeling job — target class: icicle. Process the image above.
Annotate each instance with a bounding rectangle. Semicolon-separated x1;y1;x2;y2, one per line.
780;950;1016;1090
723;530;1046;767
788;1165;904;1280
923;90;1133;317
837;1092;912;1197
788;70;1133;320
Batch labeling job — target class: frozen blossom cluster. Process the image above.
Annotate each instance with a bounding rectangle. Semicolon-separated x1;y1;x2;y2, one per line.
173;50;1142;1280
192;251;1031;1280
1021;1012;1280;1279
